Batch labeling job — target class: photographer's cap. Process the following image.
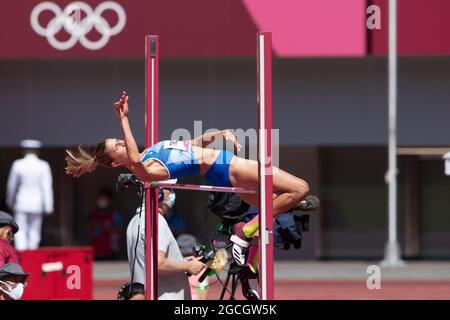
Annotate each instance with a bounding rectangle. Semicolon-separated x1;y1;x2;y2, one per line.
177;234;197;256
0;263;29;283
20;139;42;149
0;211;19;234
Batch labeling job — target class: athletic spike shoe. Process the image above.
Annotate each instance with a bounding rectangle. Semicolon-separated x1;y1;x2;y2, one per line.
294;195;320;211
230;222;250;265
230;234;249;265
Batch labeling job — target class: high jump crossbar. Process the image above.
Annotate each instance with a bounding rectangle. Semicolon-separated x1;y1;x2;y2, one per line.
149;182;257;194
144;32;274;300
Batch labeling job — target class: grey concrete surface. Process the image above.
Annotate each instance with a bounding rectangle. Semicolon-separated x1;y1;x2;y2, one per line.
94;260;450;281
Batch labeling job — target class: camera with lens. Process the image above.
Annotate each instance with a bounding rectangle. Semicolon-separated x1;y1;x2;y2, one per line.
116;173;139;191
193;243;216;264
187;243;216;282
116;174;165;201
193;243;206;257
186;243;217;280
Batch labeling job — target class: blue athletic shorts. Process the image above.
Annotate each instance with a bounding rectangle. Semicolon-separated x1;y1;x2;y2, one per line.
204;150;235;187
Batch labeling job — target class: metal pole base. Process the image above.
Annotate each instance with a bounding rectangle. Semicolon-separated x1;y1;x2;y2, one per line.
381;242;405;267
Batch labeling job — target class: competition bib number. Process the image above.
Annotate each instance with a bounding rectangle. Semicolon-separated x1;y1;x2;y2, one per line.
163;140;188;151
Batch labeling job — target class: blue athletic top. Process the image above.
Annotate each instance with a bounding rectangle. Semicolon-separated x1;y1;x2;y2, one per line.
140;140;200;179
140;140;235;187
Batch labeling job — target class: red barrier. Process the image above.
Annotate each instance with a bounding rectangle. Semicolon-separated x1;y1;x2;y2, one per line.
18;247;94;300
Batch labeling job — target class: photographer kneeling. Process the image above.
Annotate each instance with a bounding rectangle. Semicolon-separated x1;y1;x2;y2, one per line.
125;179;206;300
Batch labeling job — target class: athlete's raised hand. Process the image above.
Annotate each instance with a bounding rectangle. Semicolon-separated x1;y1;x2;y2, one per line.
114;91;129;119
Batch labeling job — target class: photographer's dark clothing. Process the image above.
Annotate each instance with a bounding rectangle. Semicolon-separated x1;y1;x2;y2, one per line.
208;192;305;250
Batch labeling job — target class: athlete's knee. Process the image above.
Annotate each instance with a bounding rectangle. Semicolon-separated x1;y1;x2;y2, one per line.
292;180;309;200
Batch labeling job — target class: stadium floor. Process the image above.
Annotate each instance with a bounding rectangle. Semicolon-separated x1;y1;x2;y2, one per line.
93;261;450;300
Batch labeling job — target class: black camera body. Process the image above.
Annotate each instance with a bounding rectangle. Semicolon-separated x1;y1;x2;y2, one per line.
116;173;139;191
297;214;310;232
186;243;217;281
193;243;216;264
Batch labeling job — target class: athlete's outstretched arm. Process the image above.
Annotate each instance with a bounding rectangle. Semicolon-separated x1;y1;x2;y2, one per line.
192;129;241;151
191;130;223;147
114;92;171;181
114;92;141;164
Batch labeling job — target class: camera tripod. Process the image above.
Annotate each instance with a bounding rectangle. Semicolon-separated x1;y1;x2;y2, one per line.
196;219;260;300
202;208;313;300
219;261;259;300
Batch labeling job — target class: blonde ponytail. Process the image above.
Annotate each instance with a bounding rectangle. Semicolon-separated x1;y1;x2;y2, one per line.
65;146;98;177
65;140;114;177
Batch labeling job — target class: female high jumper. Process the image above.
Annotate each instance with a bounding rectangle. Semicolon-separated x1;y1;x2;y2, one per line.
65;92;310;265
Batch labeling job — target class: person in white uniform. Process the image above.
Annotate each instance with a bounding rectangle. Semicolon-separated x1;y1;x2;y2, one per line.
6;140;54;250
443;151;450;176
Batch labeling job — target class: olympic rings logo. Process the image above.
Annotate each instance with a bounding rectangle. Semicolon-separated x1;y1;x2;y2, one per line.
30;1;126;50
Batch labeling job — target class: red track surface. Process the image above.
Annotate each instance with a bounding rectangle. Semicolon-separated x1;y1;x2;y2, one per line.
94;279;450;300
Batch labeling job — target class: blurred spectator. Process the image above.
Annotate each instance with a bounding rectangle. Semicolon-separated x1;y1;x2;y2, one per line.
443;151;450;176
6;139;53;250
88;188;123;260
0;263;29;300
0;211;19;266
177;233;209;300
164;209;187;238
